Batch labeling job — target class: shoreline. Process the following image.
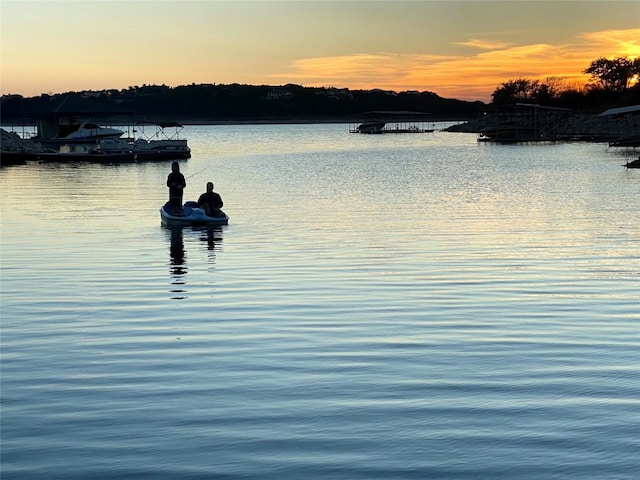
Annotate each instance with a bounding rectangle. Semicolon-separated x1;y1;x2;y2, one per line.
3;112;638;160
444;111;639;141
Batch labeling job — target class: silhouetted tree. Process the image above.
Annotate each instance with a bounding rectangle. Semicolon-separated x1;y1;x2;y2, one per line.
584;57;640;92
491;78;556;105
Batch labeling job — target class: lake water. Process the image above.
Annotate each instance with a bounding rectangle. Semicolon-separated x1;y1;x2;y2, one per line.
1;123;639;479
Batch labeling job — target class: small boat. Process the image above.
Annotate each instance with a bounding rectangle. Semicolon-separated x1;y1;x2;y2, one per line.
100;122;191;160
57;119;124;140
356;120;386;134
623;157;640;169
160;201;229;226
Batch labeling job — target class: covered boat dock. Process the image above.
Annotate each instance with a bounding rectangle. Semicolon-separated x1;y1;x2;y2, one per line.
349;111;433;134
477;103;573;143
599;105;640;147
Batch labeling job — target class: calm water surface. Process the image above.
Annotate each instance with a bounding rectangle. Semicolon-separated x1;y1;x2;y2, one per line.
1;124;639;479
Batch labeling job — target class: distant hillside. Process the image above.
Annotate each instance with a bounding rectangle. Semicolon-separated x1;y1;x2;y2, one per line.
0;84;486;124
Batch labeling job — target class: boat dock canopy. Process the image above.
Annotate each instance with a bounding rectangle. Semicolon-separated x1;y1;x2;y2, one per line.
136;121;184;128
599;105;640;116
349;111;434;134
356;110;432;119
514;103;572;111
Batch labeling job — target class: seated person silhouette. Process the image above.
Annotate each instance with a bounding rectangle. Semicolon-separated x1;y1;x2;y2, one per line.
197;182;224;217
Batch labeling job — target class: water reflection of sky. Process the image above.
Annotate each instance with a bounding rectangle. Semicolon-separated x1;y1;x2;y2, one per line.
2;126;639;480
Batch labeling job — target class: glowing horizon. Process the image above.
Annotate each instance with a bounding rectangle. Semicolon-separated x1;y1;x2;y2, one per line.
1;1;638;102
266;27;640;100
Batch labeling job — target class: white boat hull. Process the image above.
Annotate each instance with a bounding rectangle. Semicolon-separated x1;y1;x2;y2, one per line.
160;201;228;226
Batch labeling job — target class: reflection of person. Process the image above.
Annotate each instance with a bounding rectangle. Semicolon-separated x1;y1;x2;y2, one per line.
169;227;185;268
197;182;224;217
167;162;186;214
168;227;187;300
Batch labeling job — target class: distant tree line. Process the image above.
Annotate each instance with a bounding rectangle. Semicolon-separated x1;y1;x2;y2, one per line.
2;56;637;124
490;56;640;110
0;84;485;124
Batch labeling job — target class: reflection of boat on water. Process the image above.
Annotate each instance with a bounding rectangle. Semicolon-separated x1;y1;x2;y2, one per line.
166;224;224;259
350;111;433;134
160;201;229;227
100;122;191;159
12;150;137;163
199;225;224;252
165;223;225;299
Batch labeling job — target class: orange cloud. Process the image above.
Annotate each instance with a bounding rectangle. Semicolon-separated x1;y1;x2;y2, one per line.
581;28;640;57
274;28;640;102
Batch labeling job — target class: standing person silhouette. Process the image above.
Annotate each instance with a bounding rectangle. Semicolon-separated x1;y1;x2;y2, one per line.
197;182;224;217
167;162;186;215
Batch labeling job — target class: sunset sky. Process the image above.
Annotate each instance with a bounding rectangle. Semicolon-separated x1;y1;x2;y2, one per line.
1;0;639;102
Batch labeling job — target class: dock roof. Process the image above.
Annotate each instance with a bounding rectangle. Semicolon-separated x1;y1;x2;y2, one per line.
358;110;431;117
599;105;640;116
